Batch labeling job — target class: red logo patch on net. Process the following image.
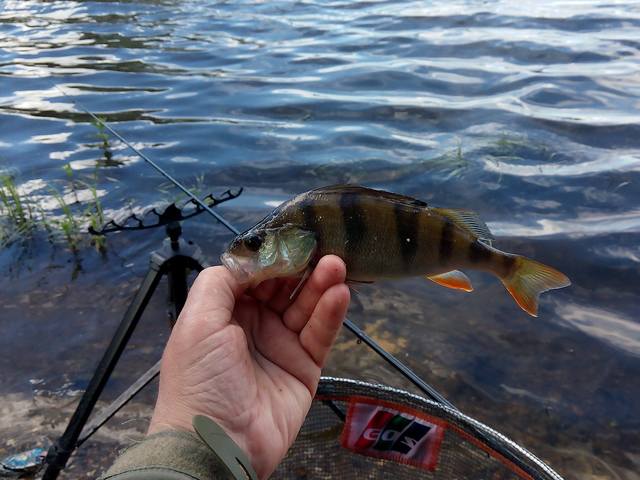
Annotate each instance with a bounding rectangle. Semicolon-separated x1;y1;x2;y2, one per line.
340;397;445;471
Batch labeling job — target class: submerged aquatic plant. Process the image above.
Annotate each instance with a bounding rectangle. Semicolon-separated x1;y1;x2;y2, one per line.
428;138;467;180
0;174;37;245
62;162;79;204
1;115;121;256
49;187;80;251
489;133;556;163
445;139;466;178
83;170;107;252
50;164;108;252
0;164;108;253
92;116;115;165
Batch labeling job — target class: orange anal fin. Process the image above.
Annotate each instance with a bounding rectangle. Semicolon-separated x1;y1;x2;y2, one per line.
426;271;473;292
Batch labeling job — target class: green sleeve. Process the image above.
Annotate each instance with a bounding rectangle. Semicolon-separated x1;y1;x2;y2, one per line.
100;430;233;480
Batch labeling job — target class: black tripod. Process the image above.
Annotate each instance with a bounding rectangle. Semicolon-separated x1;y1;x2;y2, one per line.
41;192;240;480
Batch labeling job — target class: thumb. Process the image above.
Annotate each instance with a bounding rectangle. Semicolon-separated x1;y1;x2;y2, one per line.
176;266;247;329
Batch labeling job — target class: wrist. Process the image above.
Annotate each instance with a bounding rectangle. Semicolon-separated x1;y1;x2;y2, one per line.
146;413;259;480
103;429;231;480
192;415;258;480
148;401;196;436
148;405;262;477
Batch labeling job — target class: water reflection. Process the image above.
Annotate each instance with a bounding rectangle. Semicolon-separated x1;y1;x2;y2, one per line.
490;209;640;237
27;132;72;144
0;0;639;479
484;152;640;177
557;303;640;357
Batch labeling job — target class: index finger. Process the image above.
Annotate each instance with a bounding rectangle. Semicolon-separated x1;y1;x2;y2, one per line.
299;283;350;368
282;256;347;332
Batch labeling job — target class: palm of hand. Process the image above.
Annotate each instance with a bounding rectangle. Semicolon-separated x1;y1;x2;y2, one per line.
149;257;349;479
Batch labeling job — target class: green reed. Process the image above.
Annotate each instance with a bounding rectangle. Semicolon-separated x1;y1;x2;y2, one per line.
0;164;108;253
435;139;467;180
49;186;80;252
1;114;117;254
92;116;114;163
0;175;37;245
83;169;107;252
55;164;107;252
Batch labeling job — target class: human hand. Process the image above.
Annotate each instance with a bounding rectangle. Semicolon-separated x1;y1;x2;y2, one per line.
148;255;350;479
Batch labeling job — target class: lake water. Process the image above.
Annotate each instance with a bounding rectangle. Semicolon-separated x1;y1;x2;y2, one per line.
1;1;639;479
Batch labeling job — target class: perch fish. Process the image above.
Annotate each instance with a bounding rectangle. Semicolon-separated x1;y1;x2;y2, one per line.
221;185;570;316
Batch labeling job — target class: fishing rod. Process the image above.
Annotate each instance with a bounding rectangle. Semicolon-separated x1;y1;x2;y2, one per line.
55;86;454;408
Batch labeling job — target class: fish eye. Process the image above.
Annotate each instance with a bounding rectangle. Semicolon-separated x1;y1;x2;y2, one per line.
244;234;263;252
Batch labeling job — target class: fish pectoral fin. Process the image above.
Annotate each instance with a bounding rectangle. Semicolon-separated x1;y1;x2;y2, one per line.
289;267;312;300
426;271;473;292
347;279;374;284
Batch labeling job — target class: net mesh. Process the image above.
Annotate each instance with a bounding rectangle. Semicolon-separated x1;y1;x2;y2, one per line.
272;377;563;480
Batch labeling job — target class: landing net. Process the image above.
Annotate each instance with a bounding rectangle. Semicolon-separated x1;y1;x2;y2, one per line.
274;377;563;480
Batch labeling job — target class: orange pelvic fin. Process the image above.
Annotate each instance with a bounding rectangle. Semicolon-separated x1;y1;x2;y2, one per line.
501;256;571;317
426;270;473;292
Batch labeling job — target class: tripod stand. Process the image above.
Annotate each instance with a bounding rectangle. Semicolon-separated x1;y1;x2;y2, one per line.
41;193;239;480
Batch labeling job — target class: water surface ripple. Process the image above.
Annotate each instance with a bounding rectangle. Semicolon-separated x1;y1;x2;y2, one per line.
1;1;639;479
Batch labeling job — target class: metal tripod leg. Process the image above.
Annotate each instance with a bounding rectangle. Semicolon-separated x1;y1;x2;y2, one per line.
42;233;206;480
42;262;164;479
167;254;190;326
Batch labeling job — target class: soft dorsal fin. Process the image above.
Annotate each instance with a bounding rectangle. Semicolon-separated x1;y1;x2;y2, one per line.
432;208;494;245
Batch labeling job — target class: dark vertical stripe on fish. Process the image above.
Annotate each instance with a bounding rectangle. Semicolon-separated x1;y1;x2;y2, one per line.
439;220;454;265
303;199;332;257
301;200;318;233
469;240;492;264
341;193;366;261
394;204;418;268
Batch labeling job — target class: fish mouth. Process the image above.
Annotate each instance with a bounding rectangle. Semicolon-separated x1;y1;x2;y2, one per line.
220;252;254;284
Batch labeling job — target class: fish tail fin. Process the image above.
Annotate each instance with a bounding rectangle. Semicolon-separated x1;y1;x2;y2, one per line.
500;256;570;317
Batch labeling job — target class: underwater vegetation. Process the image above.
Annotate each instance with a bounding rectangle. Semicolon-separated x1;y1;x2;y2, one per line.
0;166;106;253
0;121;112;253
0;173;39;245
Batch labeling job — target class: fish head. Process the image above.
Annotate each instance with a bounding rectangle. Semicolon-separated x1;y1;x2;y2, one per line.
221;224;317;285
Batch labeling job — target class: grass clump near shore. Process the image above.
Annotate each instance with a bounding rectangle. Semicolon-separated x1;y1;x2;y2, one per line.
0;174;38;244
0;119;116;252
0;165;107;253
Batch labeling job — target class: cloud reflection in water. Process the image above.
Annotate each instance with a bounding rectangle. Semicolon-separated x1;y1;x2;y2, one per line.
556;303;640;357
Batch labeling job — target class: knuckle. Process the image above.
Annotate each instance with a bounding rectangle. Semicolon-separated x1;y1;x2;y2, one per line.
199;265;226;281
194;266;235;293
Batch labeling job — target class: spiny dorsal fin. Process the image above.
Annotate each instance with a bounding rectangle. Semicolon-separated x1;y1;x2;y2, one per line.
432;208;495;245
310;184;428;208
